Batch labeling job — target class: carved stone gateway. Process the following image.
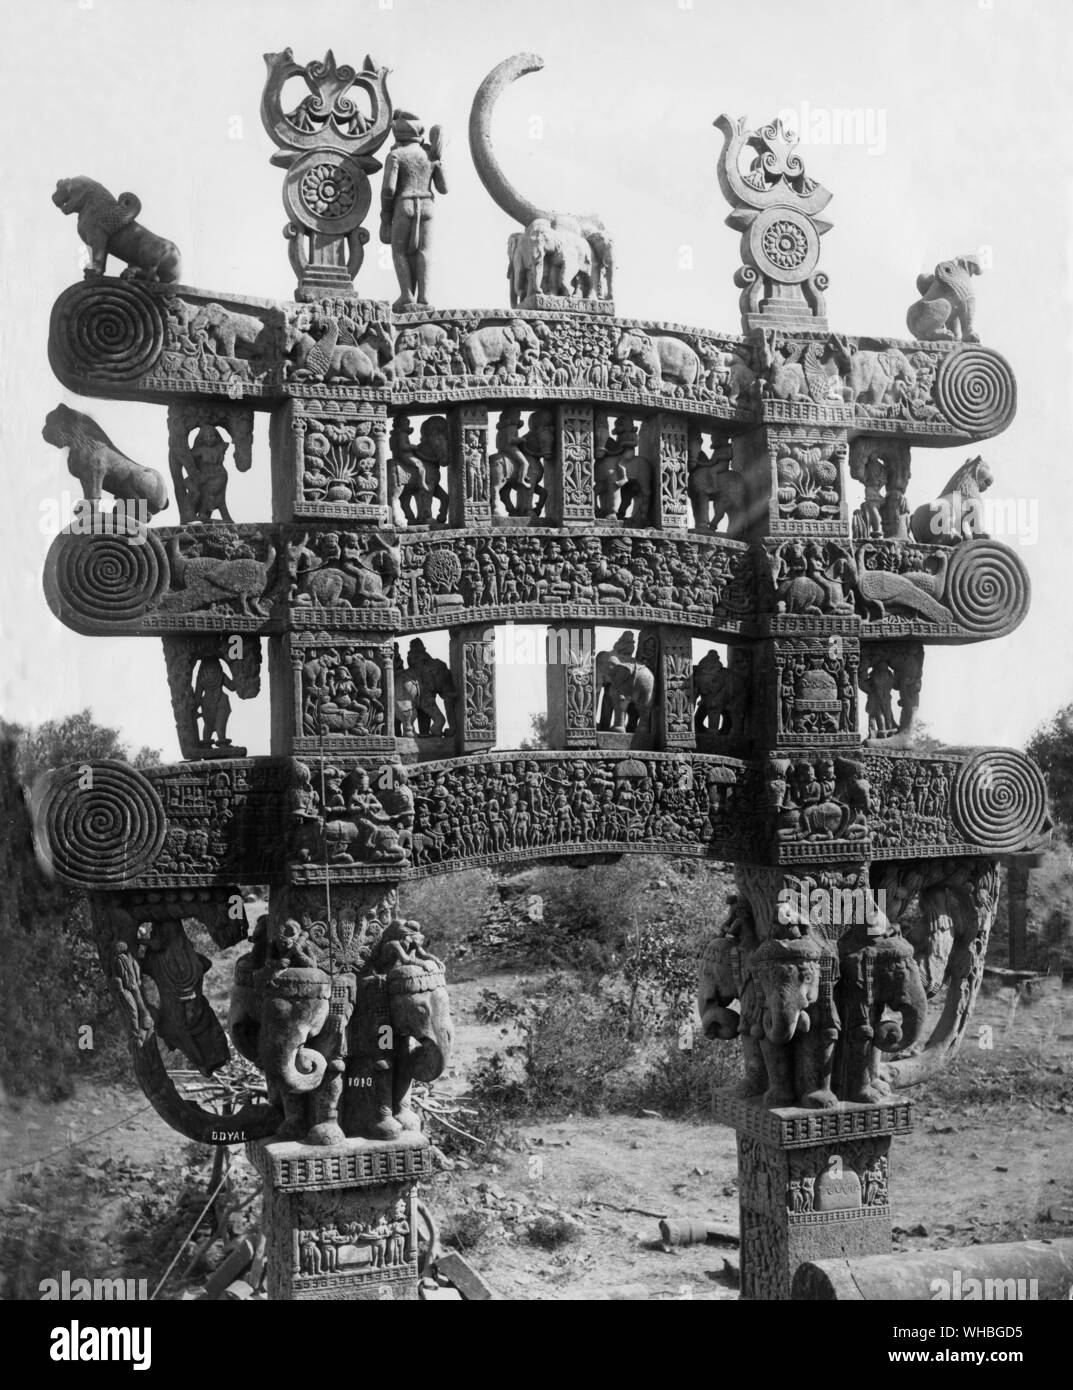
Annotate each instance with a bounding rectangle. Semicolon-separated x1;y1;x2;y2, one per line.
33;50;1046;1301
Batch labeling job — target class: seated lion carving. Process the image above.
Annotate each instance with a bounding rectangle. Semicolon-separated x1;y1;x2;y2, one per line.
53;176;182;283
42;404;169;517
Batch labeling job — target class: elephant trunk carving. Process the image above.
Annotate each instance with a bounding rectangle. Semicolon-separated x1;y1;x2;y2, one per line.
257;967;332;1097
838;927;928;1104
385;958;453;1122
746;935;840;1110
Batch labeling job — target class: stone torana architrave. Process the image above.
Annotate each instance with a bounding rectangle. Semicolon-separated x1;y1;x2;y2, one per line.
34;49;1046;1302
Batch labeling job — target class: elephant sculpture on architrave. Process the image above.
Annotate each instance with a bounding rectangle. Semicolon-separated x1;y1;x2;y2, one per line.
838;924;928;1103
230;917;358;1145
742;934;840;1109
696;900;766;1096
343;920;454;1140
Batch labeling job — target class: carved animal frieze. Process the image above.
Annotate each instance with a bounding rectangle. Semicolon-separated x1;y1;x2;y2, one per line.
47;272;1018;444
762;534;1030;641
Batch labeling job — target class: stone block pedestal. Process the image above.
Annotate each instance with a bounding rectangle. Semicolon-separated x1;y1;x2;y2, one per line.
713;1093;913;1300
247;1134;433;1301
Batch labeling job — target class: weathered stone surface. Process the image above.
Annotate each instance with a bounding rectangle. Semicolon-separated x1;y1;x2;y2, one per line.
793;1239;1073;1301
31;43;1049;1306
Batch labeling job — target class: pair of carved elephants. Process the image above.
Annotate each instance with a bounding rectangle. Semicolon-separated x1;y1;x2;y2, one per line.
508;217;596;302
697;909;928;1108
229;918;453;1145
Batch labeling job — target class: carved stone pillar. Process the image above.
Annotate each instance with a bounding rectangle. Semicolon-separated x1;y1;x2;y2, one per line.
555;404;595;525
751;636;860;750
737;424;849;542
448;404;491;528
646;413;690;530
718;1097;911;1301
271;633;394;758
653;626;694;750
450;625;496;753
251;1136;431;1301
545;623;597;749
247;881;444;1301
271;399;390;525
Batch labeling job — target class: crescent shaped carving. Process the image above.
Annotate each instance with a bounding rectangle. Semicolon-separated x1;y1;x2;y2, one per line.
713;112;833;216
468;52;550;228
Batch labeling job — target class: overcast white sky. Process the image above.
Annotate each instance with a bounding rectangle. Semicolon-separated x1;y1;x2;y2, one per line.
1;0;1071;759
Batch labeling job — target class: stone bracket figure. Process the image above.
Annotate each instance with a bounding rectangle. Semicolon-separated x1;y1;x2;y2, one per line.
397;638;456;739
344;921;453;1140
380;112;446;311
163;635;262;760
168;406;254;526
693;649;748;739
859;643;923;742
91;896;283;1146
43;405;169;520
697;897;766;1096
849;438;912;542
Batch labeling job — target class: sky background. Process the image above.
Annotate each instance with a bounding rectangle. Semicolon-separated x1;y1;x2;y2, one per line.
1;0;1071;760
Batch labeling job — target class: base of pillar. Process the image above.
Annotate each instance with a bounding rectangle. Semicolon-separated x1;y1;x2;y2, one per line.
248;1134;433;1301
713;1093;913;1301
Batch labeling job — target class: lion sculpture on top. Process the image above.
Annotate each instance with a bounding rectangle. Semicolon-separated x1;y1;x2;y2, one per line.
52;177;181;283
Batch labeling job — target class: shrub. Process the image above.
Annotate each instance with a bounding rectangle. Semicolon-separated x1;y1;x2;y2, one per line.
403;869;501;968
0;1159;105;1300
440;1207;495;1253
517;977;634;1115
622;1031;744;1119
622;922;700;1039
526;1215;580;1250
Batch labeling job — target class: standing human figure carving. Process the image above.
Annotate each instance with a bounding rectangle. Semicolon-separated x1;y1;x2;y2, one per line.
193;655;235;750
380;111;446;311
